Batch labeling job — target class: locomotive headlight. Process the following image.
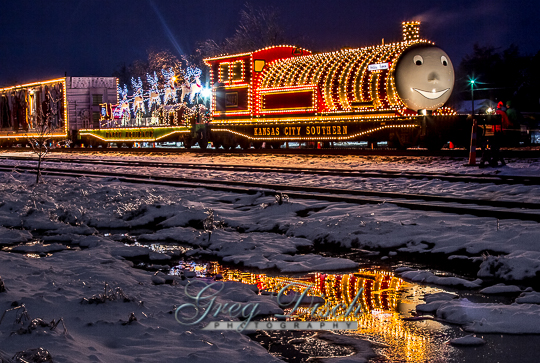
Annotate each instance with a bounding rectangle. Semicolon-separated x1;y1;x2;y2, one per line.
395;45;454;112
200;87;212;99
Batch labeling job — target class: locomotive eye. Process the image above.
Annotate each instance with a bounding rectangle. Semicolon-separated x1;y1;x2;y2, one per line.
413;55;423;66
441;56;449;66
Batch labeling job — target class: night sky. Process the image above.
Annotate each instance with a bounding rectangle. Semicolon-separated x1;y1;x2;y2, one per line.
1;0;539;87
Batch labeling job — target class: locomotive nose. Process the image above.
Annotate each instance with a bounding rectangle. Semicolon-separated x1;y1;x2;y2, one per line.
427;72;439;84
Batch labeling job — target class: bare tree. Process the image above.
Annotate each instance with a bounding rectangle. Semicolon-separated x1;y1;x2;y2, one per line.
27;109;53;184
194;2;288;62
114;49;186;90
27;93;69;184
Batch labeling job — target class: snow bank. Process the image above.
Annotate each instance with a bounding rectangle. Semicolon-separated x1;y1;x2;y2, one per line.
10;242;67;253
0;227;32;245
479;283;522;294
426;296;540;334
0;242;283;363
516;291;540;304
189;230;358;272
478;250;540;280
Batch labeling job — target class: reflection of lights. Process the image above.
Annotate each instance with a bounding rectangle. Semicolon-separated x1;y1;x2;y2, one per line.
167;261;445;362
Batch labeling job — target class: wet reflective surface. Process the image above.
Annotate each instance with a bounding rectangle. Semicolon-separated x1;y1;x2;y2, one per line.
7;233;539;362
170;260;464;362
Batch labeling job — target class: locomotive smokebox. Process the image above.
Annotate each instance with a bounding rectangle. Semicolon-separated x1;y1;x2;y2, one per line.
395;44;455;112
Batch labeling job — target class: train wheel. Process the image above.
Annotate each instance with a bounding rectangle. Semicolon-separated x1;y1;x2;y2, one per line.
238;140;251;150
389;139;408;150
425;138;444;151
198;140;208;150
252;142;263;149
223;141;237;150
183;136;192;149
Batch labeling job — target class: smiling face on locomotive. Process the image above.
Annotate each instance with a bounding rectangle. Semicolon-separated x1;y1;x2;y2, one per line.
394;44;455;112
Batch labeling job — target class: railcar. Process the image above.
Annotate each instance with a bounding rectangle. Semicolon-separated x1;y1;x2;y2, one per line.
0;77;117;147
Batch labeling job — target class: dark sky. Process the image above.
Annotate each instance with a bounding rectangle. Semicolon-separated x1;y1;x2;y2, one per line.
1;0;539;86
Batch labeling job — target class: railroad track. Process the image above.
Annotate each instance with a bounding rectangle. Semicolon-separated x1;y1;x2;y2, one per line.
1;155;540;186
3;146;540;158
2;164;540;222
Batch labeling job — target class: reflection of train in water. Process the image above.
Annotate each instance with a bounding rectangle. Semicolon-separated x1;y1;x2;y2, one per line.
1;22;482;150
176;260;404;319
181;261;435;362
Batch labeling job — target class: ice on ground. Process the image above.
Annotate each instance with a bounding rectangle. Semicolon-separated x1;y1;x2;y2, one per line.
317;332;377;363
398;269;481;288
448;334;486;346
2;153;540;359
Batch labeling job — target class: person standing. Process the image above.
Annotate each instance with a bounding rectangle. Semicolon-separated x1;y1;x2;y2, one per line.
494;101;509;132
481;101;507;167
505;100;522;145
505;100;519;127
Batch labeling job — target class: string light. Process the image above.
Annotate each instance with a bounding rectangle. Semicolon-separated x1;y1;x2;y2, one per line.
0;77;69;140
204;25;443;125
2;24;456;146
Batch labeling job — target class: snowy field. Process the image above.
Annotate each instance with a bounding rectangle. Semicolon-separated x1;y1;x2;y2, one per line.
1;151;540;362
2;151;540;203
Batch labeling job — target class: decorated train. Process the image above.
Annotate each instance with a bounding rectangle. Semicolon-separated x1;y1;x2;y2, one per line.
1;22;479;150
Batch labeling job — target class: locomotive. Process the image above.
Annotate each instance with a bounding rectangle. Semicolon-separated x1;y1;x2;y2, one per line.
1;22;472;150
205;21;459;150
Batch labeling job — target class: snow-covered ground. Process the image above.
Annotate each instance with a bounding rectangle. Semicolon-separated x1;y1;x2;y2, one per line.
2;151;540;203
1;151;540;362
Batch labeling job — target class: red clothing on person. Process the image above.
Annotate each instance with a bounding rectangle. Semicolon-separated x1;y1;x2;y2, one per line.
495;109;510;131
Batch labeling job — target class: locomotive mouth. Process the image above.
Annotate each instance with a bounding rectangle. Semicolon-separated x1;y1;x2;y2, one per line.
413;88;450;100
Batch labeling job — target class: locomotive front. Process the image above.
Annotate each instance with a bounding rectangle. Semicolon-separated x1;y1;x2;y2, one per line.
394;43;454;112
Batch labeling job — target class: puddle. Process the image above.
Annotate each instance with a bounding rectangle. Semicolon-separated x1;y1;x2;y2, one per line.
168;260;463;362
1;234;524;362
2;240;77;257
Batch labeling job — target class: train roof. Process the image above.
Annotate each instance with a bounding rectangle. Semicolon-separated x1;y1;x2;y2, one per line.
203;45;312;65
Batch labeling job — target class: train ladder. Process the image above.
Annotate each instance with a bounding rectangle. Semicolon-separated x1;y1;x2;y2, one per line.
468;119;477;165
